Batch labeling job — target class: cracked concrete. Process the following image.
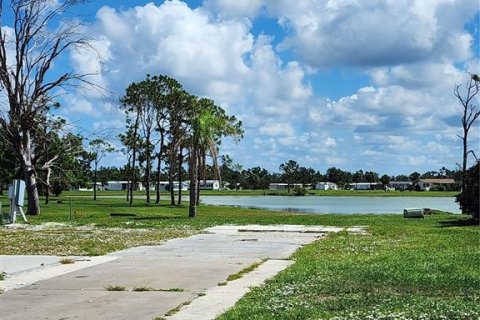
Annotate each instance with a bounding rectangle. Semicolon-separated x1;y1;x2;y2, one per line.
0;224;363;320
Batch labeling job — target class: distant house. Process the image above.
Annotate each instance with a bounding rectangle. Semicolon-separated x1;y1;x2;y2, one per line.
105;181;143;191
350;182;381;190
78;182;103;192
199;180;220;190
415;179;455;191
315;182;338;190
91;182;104;191
158;181;189;191
269;183;303;190
388;181;412;190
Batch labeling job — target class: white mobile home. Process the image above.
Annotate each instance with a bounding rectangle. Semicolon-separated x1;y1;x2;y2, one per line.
269;183;303;190
105;181;143;191
199;180;220;190
158;181;189;191
315;182;338;190
350;182;381;190
388;181;412;190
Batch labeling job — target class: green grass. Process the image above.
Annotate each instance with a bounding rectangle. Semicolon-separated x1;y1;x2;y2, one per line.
0;195;477;319
218;215;480;320
227;260;266;281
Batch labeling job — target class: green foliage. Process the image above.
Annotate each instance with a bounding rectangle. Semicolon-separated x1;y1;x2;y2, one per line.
119;74;243;209
293;186;307;196
456;161;479;221
430;184;446;192
51;180;67;197
326;167;352;188
379;174;390;187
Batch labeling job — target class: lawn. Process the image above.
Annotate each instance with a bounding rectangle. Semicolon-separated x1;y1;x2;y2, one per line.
0;195;478;319
219;214;480;320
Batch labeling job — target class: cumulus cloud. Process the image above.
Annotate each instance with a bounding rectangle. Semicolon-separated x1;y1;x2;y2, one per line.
270;0;477;68
61;0;478;174
203;0;264;19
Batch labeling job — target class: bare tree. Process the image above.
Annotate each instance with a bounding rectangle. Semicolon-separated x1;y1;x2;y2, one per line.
454;74;480;190
0;0;90;215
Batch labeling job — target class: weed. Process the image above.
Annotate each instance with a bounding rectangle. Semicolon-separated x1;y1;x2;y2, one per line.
162;288;184;292
165;300;191;316
132;286;155;292
105;285;126;291
226;260;266;281
59;258;75;264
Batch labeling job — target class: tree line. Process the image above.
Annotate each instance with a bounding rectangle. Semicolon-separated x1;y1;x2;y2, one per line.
218;159;462;191
85;158;460;192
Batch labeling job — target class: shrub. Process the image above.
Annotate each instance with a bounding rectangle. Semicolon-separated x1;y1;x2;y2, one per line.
430;185;446;192
52;180;67;197
456;162;479;222
293;186;307;196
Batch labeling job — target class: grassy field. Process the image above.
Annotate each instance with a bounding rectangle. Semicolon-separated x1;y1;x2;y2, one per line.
0;195;478;319
219;214;479;319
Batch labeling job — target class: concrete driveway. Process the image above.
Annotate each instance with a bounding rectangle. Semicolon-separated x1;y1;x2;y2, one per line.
0;224;363;320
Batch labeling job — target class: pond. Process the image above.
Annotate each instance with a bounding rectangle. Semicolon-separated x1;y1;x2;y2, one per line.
200;196;461;214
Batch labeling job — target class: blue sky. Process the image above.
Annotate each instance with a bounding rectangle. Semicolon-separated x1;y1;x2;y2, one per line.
20;0;480;175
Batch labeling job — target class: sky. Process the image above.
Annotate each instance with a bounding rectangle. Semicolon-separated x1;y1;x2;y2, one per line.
16;0;480;175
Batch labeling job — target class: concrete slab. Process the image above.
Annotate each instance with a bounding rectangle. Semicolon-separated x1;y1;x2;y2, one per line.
0;224;364;320
167;259;294;320
0;255;63;275
26;256;259;292
0;256;117;292
0;289;196;320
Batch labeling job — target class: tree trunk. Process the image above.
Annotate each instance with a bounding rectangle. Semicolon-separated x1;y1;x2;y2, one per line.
462;134;467;191
145;135;151;205
177;149;183;206
168;143;176;206
25;166;40;215
189;145;198;217
125;153;131;202
19;129;41;215
129;117;140;205
155;154;161;204
169;165;175;206
155;132;165;205
45;167;51;205
93;162;98;201
196;177;201;206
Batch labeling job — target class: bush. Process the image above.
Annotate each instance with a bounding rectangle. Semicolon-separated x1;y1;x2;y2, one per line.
52;180;67;197
456;162;479;222
430;185;446;192
293;186;307;196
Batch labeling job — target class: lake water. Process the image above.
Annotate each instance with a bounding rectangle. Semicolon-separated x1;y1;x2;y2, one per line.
200;196;461;214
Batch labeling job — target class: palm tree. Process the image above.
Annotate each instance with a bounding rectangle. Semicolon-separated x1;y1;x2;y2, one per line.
188;99;243;217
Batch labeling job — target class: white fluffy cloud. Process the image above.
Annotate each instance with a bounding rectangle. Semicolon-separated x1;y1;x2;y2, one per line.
64;0;478;174
270;0;476;68
203;0;264;18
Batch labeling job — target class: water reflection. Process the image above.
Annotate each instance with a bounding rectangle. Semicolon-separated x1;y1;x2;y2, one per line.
200;196;461;214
